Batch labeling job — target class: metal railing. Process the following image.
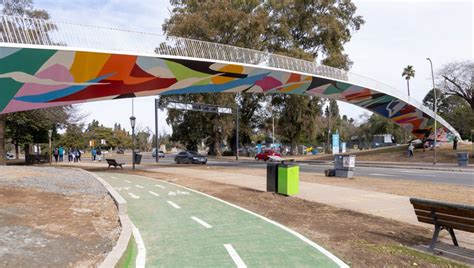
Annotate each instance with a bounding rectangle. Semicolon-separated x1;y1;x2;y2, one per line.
0;15;458;136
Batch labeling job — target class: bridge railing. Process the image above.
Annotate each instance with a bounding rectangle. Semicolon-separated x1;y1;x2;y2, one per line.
0;15;455;134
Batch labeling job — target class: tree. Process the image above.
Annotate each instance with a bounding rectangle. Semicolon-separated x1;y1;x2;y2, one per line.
5;107;69;158
162;0;364;154
272;95;322;154
163;1;269;155
423;89;474;140
402;65;415;97
437;60;474;111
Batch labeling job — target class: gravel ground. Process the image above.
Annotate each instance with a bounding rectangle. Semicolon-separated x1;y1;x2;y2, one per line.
0;166;108;196
0;166;120;267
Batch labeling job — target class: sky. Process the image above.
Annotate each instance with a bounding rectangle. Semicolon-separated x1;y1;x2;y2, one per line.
34;0;473;134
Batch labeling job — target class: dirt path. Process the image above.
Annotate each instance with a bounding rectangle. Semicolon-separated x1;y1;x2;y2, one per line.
0;166;120;267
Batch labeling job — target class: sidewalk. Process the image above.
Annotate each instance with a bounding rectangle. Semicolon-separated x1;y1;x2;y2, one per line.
146;166;474;249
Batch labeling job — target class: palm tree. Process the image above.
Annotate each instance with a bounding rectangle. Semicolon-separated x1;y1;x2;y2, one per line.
402;65;415;97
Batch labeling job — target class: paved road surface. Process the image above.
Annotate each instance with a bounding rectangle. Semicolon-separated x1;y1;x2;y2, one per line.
98;172;347;267
85;153;473;186
149;157;473;187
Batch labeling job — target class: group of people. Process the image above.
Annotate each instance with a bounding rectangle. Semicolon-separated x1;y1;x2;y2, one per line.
52;147;105;163
91;147;103;162
52;146;82;163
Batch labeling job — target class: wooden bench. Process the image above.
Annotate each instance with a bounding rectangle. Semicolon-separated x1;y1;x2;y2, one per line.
106;159;125;169
410;197;474;250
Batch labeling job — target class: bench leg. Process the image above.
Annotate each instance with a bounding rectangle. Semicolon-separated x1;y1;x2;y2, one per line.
447;227;459;247
429;224;441;251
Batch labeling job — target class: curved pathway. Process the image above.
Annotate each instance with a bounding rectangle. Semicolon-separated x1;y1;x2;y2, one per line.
98;172;347;267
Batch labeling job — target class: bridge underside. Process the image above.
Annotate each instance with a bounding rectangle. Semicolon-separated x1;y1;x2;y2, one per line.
0;46;453;141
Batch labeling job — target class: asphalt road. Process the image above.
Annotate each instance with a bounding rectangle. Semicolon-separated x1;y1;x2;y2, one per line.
150;156;473;187
86;153;474;187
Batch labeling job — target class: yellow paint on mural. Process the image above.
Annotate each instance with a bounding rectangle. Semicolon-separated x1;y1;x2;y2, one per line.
280;83;306;92
211;65;242;84
212;75;235;84
70;52;111;82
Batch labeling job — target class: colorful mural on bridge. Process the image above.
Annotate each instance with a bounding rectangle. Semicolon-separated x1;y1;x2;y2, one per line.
0;46;448;139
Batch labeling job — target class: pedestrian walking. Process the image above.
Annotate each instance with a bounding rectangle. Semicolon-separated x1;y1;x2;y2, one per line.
453;136;458;150
58;146;64;162
97;148;102;162
53;147;59;162
92;148;97;161
408;142;414;157
73;148;79;163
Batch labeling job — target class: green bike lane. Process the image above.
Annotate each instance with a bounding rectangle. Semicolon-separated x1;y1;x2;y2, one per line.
97;172;347;267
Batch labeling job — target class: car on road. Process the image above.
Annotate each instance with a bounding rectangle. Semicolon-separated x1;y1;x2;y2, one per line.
255;149;281;161
5;152;14;160
175;151;207;164
152;148;165;158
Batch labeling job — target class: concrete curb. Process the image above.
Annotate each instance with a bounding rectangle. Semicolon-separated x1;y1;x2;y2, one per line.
79;169;134;268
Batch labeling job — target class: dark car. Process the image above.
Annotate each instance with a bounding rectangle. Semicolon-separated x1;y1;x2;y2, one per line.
175;151;207;164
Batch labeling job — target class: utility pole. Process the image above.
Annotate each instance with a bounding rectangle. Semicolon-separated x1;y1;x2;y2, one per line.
155;97;159;163
427;58;437;165
235;103;239;161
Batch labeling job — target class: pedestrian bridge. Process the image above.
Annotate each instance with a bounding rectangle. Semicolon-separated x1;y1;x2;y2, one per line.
0;15;459;140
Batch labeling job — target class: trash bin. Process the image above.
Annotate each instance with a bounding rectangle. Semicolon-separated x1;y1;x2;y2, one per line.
134;153;142;165
456;152;469;166
277;163;299;196
334;154;356;178
266;163;278;192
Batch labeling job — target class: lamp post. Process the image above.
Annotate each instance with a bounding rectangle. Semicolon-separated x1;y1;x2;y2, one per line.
130;116;136;170
426;58;437;165
48;129;53;165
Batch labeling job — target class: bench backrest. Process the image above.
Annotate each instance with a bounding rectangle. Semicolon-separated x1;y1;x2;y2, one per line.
106;159;118;165
410;198;474;233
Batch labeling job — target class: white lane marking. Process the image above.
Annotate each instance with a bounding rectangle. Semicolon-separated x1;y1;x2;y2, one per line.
131;223;147;268
369;173;395;177
167;200;180;209
159;179;349;268
129;192;140;199
136;184;144;189
224;244;247;268
124;180;132;183
191;216;212;229
155;184;166;189
149;191;160;197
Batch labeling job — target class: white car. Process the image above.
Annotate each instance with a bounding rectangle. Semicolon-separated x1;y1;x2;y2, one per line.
5;152;14;160
152;148;165;158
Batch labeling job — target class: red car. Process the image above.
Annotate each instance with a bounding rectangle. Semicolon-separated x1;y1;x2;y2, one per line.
255;149;281;161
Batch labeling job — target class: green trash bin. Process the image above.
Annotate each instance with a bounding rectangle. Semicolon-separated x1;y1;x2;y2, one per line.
278;163;299;196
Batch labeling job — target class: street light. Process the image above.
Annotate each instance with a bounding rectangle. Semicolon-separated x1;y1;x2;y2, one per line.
130;116;136;170
426;58;437;165
48;129;53;165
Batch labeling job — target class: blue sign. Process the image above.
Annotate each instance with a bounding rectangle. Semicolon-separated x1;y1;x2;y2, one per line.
332;134;340;155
